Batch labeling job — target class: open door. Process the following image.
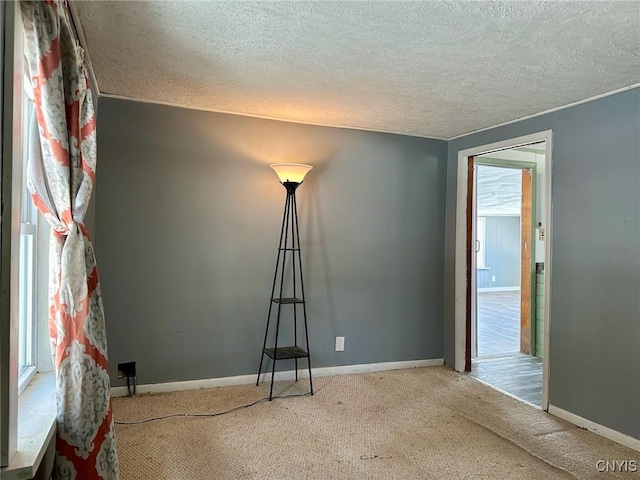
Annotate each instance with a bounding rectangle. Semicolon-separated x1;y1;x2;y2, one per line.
520;169;533;354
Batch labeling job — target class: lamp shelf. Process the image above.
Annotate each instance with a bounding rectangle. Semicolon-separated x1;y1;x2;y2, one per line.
270;297;305;304
263;346;309;360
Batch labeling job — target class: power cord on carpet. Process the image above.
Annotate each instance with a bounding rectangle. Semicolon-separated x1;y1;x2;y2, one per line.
114;392;312;425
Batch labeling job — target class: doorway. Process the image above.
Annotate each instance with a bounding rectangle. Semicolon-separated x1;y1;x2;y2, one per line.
454;132;552;411
472;163;527;359
470;147;544;406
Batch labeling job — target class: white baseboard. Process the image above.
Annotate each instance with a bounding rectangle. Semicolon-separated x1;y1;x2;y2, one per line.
477;286;520;292
548;404;640;452
111;358;444;398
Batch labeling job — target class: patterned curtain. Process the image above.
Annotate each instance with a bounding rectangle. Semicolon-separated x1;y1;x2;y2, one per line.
20;1;119;478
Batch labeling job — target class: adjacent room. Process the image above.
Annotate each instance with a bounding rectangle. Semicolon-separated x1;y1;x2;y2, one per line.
469;144;547;407
2;2;639;480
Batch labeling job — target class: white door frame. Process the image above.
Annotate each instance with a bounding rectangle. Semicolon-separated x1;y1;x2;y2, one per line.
454;130;553;410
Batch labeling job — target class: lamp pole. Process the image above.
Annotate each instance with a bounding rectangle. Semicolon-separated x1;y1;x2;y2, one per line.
257;164;314;400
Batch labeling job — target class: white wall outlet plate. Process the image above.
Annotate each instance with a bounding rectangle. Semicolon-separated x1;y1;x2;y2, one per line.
335;336;345;352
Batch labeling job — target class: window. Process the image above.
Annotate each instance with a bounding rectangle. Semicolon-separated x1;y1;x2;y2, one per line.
476;216;486;269
17;99;38;393
2;2;49;468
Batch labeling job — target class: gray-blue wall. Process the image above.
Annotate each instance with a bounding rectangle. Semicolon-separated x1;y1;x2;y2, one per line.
95;88;639;441
444;88;640;439
95;98;448;387
477;216;520;289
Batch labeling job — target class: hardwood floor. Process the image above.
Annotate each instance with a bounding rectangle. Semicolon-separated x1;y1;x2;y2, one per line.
477;290;520;357
470;354;543;406
473;290;542;406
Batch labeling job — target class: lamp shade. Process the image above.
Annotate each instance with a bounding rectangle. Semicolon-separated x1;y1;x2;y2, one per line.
270;163;313;183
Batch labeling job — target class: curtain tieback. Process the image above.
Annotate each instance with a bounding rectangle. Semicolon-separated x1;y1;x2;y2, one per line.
53;221;90;238
58;221;90;315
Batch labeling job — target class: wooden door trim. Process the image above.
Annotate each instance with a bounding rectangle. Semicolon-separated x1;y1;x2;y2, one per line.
520;169;533;354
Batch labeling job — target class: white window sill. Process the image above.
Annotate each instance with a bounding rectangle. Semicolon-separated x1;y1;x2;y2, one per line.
1;372;56;480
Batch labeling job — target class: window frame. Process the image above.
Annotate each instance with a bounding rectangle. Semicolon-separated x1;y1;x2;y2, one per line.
1;2;42;466
17;98;38;394
2;5;55;476
1;0;22;466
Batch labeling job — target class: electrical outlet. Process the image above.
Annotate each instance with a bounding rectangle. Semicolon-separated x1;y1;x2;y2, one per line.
491;275;496;282
335;336;345;352
117;361;137;397
117;362;136;379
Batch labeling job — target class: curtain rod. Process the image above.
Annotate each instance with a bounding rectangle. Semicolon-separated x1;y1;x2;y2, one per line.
66;0;100;97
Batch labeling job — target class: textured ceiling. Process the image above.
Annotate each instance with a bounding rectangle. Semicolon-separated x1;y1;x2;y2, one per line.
477;144;545;215
75;1;640;139
477;165;522;216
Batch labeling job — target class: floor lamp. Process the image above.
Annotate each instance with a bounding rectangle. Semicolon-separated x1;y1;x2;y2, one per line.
257;163;314;401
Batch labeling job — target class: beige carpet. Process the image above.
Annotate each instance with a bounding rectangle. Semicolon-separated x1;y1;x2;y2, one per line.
113;367;638;479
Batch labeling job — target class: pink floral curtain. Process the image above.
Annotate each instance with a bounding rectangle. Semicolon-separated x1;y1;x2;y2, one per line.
20;1;119;478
